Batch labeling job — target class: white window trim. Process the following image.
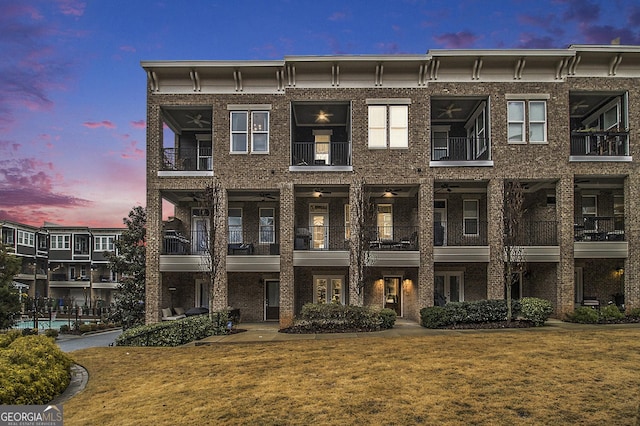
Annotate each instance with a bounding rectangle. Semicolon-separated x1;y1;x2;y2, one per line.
507;99;548;144
465;102;488;157
528;100;547;144
228;208;243;244
230;111;249;154
251;111;270;154
368;104;409;149
94;236;115;251
51;234;70;250
463;199;479;236
344;204;350;240
435;271;465;303
313;275;345;304
229;107;271;154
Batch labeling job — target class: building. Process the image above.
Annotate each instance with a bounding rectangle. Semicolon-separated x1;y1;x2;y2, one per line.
0;221;123;308
142;44;640;327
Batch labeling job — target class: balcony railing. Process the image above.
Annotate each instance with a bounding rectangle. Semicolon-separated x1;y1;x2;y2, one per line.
162;148;213;171
365;226;419;251
294;226;349;250
574;217;625;241
435;221;488;246
291;141;351;167
505;221;558;246
163;230;280;255
570;131;629;156
432;137;489;162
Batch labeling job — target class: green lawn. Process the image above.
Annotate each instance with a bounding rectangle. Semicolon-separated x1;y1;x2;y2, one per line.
64;327;640;425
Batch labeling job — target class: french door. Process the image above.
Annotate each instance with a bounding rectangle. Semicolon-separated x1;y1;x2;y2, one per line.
434;271;464;304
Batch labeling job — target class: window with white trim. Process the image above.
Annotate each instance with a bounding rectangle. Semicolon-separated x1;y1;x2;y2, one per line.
368;105;408;149
228;208;243;244
17;230;34;247
463;200;479;236
313;275;345;304
95;236;115;251
259;208;275;244
51;235;70;250
507;99;547;143
377;204;393;240
230;110;269;153
344;204;350;240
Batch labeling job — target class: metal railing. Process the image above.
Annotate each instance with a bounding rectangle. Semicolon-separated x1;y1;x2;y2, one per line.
162;147;213;171
505;221;558;246
435;221;488;246
574;217;625;241
163;230;280;255
570;131;629;156
431;137;489;161
364;226;419;250
291;141;351;166
294;226;349;250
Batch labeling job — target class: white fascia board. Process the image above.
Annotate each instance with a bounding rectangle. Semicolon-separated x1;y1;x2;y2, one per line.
285;54;427;62
427;49;573;57
141;60;284;70
569;45;640;53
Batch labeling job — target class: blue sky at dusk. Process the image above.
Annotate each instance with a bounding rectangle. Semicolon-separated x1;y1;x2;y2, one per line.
1;0;639;228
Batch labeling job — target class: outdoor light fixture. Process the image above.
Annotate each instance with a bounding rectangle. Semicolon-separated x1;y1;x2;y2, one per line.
168;287;177;291
315;110;332;123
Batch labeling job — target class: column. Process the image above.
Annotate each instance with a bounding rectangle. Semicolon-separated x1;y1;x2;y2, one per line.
486;178;504;300
556;175;575;317
279;182;295;328
417;179;434;316
624;174;640;309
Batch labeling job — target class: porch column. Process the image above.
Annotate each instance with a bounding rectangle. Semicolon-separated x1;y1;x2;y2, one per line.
145;103;163;324
279;182;295;328
210;183;228;311
624;174;640;310
486;178;504;300
417;179;434;315
556;175;575;317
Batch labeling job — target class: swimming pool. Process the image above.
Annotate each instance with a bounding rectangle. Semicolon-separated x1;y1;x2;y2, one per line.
14;319;88;331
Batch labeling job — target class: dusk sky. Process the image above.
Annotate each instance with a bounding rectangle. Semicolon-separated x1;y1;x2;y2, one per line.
1;0;639;228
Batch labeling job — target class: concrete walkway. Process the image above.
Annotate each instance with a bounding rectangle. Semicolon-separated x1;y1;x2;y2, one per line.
187;318;640;345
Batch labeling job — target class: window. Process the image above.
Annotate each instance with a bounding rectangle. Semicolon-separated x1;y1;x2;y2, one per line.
507;99;547;143
37;234;47;250
582;195;597;230
228;208;243;244
463;200;479;236
313;276;345;304
614;195;624;231
230;110;269;153
431;125;450;160
2;228;14;245
95;236;115;251
259;208;275;244
17;230;34;247
51;235;70;250
435;271;464;303
465;102;488;158
368;104;408;149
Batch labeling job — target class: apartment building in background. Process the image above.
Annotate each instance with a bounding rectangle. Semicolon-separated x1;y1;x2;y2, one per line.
142;44;640;327
1;221;123;308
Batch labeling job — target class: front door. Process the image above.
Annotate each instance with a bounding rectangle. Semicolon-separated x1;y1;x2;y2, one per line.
384;276;402;316
265;280;279;321
434;272;464;304
195;279;209;309
434;200;447;246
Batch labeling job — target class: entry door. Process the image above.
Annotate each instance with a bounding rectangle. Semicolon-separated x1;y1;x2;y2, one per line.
310;204;328;249
192;217;209;254
434;272;463;304
195;279;209;309
384;276;402;316
574;267;584;304
265;280;279;321
434;200;447;246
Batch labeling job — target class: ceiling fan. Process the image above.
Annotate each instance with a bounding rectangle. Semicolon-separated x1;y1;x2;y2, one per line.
315;110;333;123
313;188;331;197
258;192;277;201
437;103;463;119
384;188;401;196
571;100;590;114
185;113;211;128
438;183;460;193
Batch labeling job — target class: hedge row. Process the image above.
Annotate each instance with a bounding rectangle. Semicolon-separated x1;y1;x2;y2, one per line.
566;305;637;324
284;303;397;333
115;313;229;347
420;298;553;328
0;331;72;404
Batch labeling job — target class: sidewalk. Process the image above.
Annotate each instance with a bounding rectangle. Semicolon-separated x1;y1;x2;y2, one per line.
187;318;640;345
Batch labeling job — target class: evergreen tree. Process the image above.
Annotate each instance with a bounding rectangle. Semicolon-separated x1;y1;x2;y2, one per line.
0;243;22;329
106;206;146;329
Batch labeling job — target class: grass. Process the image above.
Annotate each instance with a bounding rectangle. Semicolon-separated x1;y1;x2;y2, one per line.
64;327;640;425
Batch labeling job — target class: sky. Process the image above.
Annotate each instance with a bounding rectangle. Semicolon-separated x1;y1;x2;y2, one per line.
1;0;639;228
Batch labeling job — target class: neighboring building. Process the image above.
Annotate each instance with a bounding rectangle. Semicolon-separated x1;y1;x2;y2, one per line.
142;44;640;327
0;221;123;307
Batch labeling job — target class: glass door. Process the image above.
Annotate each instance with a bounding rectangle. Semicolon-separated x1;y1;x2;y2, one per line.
384;276;402;316
434;272;464;304
265;280;279;321
434;200;447;246
310;204;328;249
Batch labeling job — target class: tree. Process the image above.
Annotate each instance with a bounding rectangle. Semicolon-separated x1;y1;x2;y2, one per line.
504;181;526;322
350;178;374;306
199;177;224;313
0;243;22;329
106;206;146;329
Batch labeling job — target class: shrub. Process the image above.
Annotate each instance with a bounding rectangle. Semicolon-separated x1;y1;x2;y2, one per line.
285;304;392;333
627;308;640;319
378;308;397;330
421;299;522;328
420;306;452;328
0;330;22;348
21;328;38;336
44;329;59;338
59;324;70;333
0;335;72;404
599;304;624;321
520;297;553;326
78;324;92;333
115;312;228;347
566;307;599;323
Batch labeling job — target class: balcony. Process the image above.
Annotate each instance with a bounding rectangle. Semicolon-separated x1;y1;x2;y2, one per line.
506;221;558;246
162;147;213;172
435;221;488;246
570;130;629;158
291;141;351;168
294;226;349;251
365;226;419;251
431;137;490;163
574;217;624;242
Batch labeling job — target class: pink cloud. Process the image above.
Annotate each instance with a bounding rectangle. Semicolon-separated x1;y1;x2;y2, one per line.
433;31;480;49
83;120;116;129
130;120;146;129
120;140;144;160
55;0;86;17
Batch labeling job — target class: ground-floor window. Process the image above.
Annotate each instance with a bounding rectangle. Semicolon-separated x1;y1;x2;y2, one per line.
435;271;464;304
313;275;344;304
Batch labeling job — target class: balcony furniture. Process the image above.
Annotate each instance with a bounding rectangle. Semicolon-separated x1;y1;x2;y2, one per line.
185;307;209;317
607;230;625;241
162;307;186;321
295;228;311;250
227;243;254;255
163;230;189;254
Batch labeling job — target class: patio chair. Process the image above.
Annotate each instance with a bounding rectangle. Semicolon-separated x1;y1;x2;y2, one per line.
161;307;187;321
